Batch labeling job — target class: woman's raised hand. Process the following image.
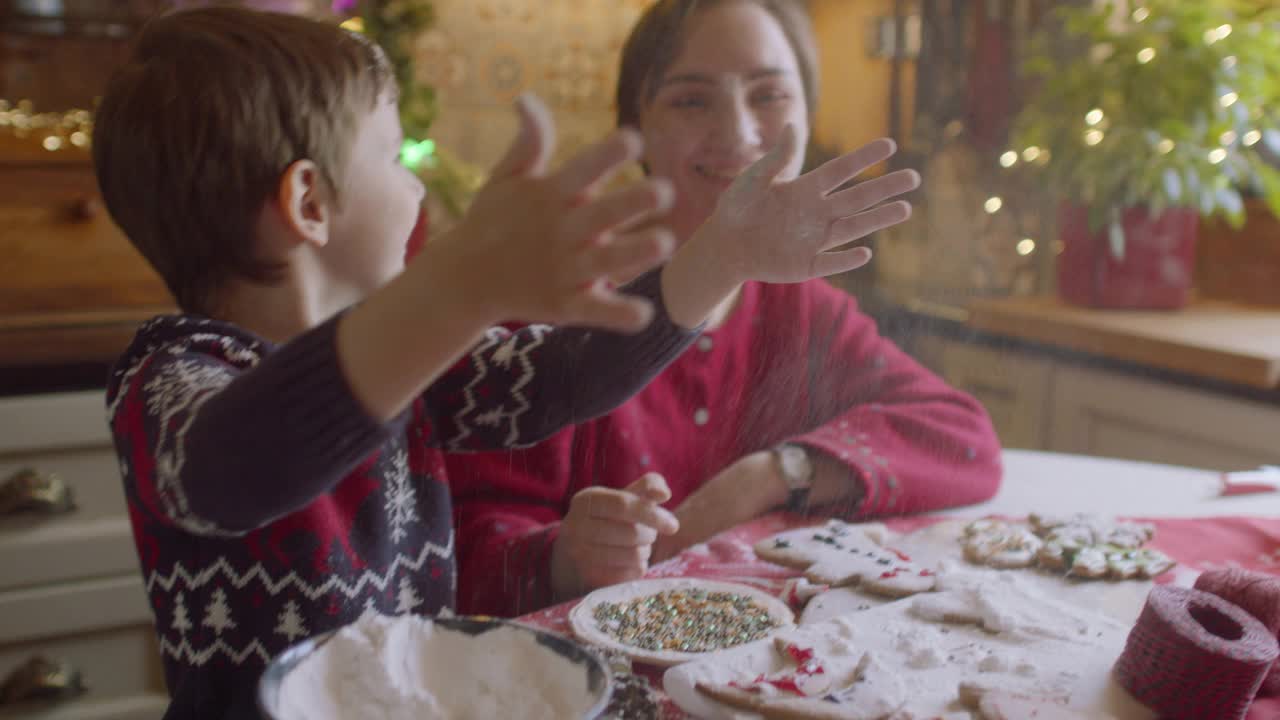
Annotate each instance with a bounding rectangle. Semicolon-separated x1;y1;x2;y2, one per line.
697;126;921;284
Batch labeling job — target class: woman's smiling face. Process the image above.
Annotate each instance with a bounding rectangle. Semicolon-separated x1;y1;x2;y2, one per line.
637;0;810;243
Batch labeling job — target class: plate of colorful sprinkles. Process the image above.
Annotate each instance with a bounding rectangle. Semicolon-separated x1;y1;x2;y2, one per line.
569;578;795;668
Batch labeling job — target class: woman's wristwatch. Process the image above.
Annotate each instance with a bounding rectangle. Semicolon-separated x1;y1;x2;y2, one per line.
771;443;815;513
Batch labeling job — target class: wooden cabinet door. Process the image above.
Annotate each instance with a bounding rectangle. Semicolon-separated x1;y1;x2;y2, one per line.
916;337;1054;451
0;168;170;316
1048;364;1280;471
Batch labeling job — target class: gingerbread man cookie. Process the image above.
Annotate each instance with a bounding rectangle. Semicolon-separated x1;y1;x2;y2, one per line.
696;638;907;720
755;520;938;597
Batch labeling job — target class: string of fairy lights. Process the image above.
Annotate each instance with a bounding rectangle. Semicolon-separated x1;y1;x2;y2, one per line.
0;0;478;219
986;143;1052;260
2;1;1269;245
973;5;1270;264
0;99;94;153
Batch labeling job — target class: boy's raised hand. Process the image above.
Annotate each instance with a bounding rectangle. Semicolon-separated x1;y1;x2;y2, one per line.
450;93;675;333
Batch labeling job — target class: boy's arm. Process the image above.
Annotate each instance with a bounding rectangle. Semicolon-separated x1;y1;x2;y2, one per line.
160;267;686;534
341;106;922;433
335;94;679;426
115;95;675;535
117;317;407;535
424;269;696;450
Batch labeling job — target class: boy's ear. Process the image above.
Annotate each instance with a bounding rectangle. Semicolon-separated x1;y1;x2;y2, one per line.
277;159;331;247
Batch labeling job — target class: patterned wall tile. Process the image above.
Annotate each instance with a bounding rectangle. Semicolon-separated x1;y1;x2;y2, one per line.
419;0;653;169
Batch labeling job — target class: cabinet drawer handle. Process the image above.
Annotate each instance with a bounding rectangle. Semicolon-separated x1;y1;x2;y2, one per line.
68;196;100;222
0;656;86;705
0;468;76;516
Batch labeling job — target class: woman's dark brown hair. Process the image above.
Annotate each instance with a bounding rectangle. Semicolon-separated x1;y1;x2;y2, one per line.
615;0;819;130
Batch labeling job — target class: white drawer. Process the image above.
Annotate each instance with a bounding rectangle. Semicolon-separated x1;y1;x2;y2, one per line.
0;450;133;592
0;576;151;647
0;695;167;720
0;393;164;720
0;623;165;720
0;393;109;455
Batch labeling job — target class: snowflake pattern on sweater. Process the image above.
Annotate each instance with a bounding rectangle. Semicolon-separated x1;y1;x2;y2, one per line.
109;318;460;719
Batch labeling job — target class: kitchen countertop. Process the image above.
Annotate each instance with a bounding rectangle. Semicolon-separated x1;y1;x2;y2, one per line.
0;308;168;369
965;295;1280;390
6;287;1280;399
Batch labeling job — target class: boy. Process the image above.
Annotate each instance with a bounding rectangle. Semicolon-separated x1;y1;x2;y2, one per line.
98;7;902;718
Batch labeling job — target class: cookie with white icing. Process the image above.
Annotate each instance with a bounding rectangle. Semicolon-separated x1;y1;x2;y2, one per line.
962;519;1042;569
1038;541;1174;580
781;577;831;610
1029;513;1154;550
756;520;887;567
968;514;1174;581
755;520;938;597
696;641;906;720
1110;547;1174;578
958;683;1115;720
907;575;1103;642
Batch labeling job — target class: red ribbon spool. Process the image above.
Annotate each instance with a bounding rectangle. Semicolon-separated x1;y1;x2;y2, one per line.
1114;585;1279;720
1196;568;1280;696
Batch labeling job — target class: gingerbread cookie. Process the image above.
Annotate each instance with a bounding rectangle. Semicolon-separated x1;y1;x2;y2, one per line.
696;639;906;720
1029;513;1154;550
962;519;1042;569
755;520;938;597
965;515;1174;581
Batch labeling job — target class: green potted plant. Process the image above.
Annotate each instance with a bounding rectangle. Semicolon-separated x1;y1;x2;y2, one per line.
331;0;485;259
1013;0;1280;309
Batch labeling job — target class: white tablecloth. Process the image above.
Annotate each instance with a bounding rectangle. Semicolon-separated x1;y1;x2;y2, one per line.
966;449;1280;517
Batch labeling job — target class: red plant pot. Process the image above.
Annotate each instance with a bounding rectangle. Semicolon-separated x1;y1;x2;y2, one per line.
1056;203;1199;309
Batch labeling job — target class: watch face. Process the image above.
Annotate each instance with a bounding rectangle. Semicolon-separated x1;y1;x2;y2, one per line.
779;445;813;488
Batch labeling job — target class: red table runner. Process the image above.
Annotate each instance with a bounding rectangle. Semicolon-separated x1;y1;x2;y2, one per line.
517;513;1280;719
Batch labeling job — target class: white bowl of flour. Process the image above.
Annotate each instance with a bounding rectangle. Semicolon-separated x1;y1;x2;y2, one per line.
258;613;613;720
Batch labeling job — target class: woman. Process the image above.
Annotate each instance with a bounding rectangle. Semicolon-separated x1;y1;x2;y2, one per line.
448;0;1001;617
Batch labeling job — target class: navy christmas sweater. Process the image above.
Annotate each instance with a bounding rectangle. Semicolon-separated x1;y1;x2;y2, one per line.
105;272;696;719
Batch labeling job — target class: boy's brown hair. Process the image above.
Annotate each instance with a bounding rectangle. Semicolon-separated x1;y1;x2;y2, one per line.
615;0;819;130
93;6;394;314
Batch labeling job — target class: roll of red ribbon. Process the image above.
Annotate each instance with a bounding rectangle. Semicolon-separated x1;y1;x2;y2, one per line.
1114;585;1279;720
1195;568;1280;696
